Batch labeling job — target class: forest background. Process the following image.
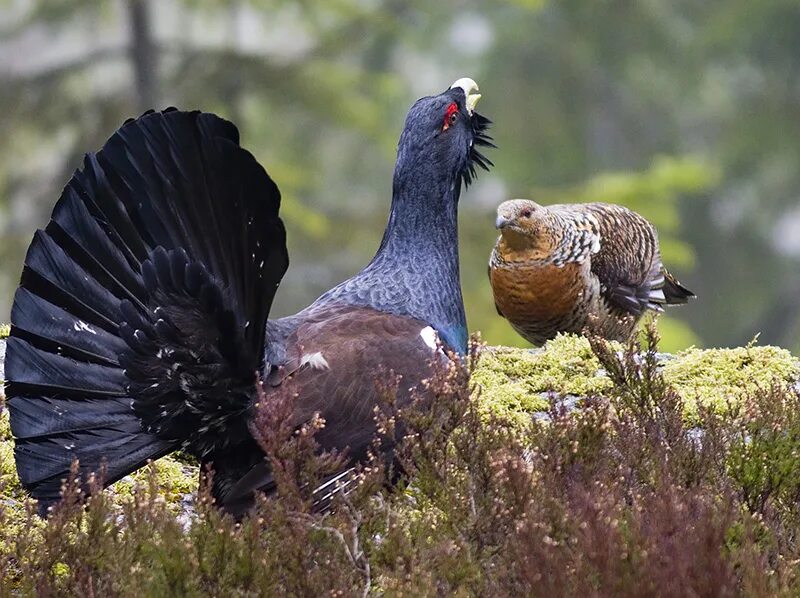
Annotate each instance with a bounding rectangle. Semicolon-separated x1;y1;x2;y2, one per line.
1;0;797;353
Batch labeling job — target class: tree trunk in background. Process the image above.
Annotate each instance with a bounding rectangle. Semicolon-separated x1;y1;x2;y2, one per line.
128;0;158;112
224;1;247;125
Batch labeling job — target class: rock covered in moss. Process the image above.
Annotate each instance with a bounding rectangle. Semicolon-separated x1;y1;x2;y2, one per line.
472;334;799;424
471;335;614;426
662;344;798;415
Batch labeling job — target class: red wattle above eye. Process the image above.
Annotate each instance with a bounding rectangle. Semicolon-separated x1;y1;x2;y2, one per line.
443;102;459;130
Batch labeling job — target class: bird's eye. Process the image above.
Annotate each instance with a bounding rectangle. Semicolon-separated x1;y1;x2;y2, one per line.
521;209;532;218
442;102;459;131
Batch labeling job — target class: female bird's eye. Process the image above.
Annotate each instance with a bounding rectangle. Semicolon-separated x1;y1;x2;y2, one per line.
442;102;459;131
521;209;532;218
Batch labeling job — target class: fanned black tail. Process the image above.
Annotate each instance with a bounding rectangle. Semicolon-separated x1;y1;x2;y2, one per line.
4;109;287;508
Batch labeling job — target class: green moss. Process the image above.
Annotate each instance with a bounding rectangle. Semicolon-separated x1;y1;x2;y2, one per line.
110;457;198;506
0;411;23;498
472;334;614;425
0;408;10;442
662;344;799;416
473;334;800;424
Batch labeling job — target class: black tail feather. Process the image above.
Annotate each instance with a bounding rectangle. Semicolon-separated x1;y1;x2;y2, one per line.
11;289;125;366
5;109;287;506
11;394;173;501
5;337;125;397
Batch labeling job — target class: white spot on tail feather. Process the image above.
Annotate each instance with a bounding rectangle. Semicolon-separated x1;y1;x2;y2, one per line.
301;352;330;370
420;326;439;351
73;320;97;334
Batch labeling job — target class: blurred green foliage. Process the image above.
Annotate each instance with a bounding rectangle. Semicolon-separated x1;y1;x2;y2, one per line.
1;0;799;350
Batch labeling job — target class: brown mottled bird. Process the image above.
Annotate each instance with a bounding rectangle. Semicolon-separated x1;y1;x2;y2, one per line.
489;200;694;345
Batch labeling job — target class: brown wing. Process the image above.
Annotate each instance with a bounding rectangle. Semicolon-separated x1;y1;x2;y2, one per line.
217;304;445;513
282;305;440;448
563;203;664;316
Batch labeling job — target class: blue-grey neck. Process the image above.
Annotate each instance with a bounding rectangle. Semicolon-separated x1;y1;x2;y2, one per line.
317;160;467;353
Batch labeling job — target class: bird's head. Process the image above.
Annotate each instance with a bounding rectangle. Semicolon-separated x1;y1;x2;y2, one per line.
394;78;494;194
495;199;558;254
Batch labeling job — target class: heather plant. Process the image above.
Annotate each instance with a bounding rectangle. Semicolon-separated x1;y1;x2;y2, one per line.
2;327;800;595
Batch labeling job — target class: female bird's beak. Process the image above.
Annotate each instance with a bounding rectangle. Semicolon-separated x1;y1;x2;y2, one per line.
450;77;482;115
495;215;512;230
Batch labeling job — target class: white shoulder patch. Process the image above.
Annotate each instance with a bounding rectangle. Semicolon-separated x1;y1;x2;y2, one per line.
301;351;330;370
420;326;439;351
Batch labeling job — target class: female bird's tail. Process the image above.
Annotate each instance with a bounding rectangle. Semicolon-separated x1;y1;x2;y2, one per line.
4;109;288;510
662;270;695;305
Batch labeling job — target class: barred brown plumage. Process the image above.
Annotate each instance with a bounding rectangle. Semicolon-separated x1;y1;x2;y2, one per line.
489;200;695;345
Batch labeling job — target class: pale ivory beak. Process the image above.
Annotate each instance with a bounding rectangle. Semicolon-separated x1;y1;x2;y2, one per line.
450;77;481;115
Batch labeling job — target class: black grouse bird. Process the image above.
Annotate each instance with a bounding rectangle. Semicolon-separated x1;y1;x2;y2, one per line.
3;78;493;515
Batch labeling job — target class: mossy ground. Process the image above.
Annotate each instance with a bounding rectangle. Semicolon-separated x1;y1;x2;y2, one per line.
1;333;798;510
472;335;613;427
473;333;799;424
2;330;800;594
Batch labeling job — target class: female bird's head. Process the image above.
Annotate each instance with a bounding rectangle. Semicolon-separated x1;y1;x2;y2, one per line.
495;199;560;255
393;78;494;197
